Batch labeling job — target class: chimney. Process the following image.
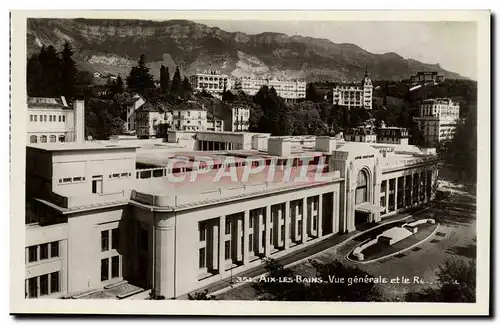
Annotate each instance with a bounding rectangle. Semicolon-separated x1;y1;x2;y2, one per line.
73;100;85;143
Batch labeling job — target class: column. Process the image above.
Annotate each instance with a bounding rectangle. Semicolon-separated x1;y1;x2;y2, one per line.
346;189;356;232
284;201;291;249
236;216;243;262
243;211;249;264
332;191;339;234
385;181;389;210
155;218;176;298
402;176;406;208
212;222;218;270
258;210;264;254
423;171;428;202
294;203;300;241
393;178;398;211
410;175;414;205
218;216;226;275
265;205;272;256
318;194;323;238
277;206;283;246
302;197;308;243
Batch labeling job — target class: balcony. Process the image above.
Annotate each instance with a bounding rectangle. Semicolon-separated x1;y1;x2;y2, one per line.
49;191;130;210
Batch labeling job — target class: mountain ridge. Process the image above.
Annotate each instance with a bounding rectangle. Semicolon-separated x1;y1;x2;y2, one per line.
27;18;467;82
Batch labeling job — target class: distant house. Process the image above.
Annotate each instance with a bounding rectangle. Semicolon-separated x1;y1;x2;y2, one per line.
93;72;102;78
170;101;208;132
135;102;169;139
123;94;147;133
206;113;225;132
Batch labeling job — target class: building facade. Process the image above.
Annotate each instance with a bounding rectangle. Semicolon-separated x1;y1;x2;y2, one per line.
169;102;208;132
189;69;230;95
332;71;373;110
376;127;410;145
344;127;377;143
25;133;439;300
125;94;147;133
413;98;460;148
27;97;85;144
234;77;306;100
135;104;168;139
410;71;445;85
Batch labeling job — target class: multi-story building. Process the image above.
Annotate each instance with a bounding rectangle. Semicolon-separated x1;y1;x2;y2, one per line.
413;98;460;148
234;77;306;100
170;102;208;132
344;127;377;143
135;103;169;139
124;94;147;133
25;132;439;300
27;97;85;144
208;102;250;132
410;71;445;85
189;69;230;96
376;127;410;145
206;114;225;132
332;71;373;110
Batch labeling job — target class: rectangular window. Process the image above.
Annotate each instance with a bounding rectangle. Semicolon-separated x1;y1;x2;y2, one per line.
49;115;52;122
28;246;37;263
298;220;302;237
261;230;265;248
112;228;119;250
101;258;109;281
40;243;49;260
58;116;61;122
120;172;129;177
101;230;109;252
50;272;60;293
34;115;37;122
199;248;206;269
73;177;82;182
62;115;65;122
270;231;273;245
111;256;120;278
313;216;317;231
50;241;59;258
224;241;231;260
39;274;49;296
248;234;253;252
30;115;33;122
225;217;231;235
28;277;37;298
249;215;253;228
281;225;285;240
199;223;206;242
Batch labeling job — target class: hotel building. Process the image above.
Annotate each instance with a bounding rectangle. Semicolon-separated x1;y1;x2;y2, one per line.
25;131;439;300
234;77;306;100
410;71;445;85
332;71;373;110
413;98;460;148
27;97;85;144
189;70;230;96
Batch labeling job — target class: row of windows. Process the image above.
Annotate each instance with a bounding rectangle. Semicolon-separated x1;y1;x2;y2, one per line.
59;176;86;184
26;272;60;298
30;135;65;144
101;228;120;252
27;242;59;263
109;172;132;180
30;114;66;123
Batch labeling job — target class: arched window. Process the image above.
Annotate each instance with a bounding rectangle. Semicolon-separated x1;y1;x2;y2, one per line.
49;135;56;143
40;135;47;143
355;170;368;204
30;135;37;144
58;135;65;143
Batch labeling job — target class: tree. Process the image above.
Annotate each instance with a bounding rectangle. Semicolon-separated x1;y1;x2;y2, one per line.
112;76;124;95
27;54;42;97
38;45;62;97
170;66;182;95
85;98;125;140
405;257;476;302
126;54;155;97
181;76;193;96
306;83;320;102
441;105;477;183
188;290;218;300
59;41;77;100
160;65;170;92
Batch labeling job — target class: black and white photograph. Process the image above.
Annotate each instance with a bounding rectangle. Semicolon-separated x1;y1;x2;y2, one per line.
9;10;491;316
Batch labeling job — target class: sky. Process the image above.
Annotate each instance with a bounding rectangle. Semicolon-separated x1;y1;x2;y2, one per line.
193;20;477;80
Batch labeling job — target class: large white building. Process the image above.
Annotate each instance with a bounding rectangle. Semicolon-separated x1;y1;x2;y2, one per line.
27;97;85;144
234;77;306;100
189;69;230;96
25;131;439;300
332;71;373;110
413;98;460;148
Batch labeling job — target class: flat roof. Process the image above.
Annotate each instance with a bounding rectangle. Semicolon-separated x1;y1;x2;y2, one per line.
27;141;140;152
134;165;339;198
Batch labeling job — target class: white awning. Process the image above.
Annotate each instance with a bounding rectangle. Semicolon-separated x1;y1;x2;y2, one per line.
355;202;385;214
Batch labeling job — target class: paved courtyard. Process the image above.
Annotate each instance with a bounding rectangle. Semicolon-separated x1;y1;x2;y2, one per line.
217;182;476;301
